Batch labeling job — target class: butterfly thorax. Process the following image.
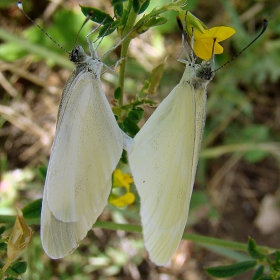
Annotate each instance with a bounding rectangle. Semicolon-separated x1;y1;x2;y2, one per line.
181;61;214;90
69;46;103;77
195;61;214;81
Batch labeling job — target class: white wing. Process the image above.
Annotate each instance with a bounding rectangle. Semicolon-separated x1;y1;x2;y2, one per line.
41;187;94;258
41;72;123;258
128;66;207;265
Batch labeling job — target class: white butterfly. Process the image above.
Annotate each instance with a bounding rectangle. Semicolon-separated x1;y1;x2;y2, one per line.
16;2;128;258
40;45;124;258
127;55;214;265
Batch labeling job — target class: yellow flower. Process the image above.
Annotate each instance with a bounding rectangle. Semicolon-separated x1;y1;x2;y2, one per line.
2;208;32;273
192;26;236;60
108;193;135;207
109;169;135;207
179;11;236;60
112;169;133;191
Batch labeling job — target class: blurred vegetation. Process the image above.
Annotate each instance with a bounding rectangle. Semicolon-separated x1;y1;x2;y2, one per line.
0;0;279;279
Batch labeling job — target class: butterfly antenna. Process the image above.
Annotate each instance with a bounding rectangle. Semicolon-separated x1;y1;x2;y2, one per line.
214;19;268;72
73;10;93;48
17;1;70;54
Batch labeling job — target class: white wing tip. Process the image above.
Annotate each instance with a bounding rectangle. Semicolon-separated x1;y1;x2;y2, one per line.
41;238;79;259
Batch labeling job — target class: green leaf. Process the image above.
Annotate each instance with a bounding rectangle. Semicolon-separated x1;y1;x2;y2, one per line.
114;86;122;99
244;150;269;163
136;17;168;34
111;20;122;30
22;199;42;220
147;59;166;95
0;226;6;235
11;261;27;274
120;150;128;165
184;10;208;33
80;5;114;25
138;60;165;97
138;80;150;97
248;238;267;260
118;122;124;130
251;265;264;280
0;242;7;251
274;251;280;270
114;4;123;17
205;260;257;278
8;261;27;276
134;107;144;120
121;97;156;109
98;23;117;37
257;277;273;280
128;108;144;123
275;250;280;262
189;191;209;210
123;117;140;137
132;0;140;13
38;165;47;179
112;0;127;5
242;125;269;142
139;0;150;14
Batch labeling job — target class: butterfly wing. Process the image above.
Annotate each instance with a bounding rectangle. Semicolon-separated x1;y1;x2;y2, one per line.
129;68;207;265
41;72;123;258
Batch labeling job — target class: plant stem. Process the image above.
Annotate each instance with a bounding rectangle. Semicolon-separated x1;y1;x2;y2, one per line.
117;2;138;110
0;215;39;225
93;221;276;255
0;214;276;257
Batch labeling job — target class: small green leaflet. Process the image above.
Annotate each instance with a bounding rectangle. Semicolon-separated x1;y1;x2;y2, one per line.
80;5;114;25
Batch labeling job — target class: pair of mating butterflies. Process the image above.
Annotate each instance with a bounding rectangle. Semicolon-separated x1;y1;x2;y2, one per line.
40;41;214;266
17;0;267;267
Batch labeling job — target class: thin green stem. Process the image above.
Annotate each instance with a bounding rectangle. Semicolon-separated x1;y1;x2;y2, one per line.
118;38;131;108
116;0;185;116
93;221;276;255
117;2;138;113
0;215;39;225
0;215;276;257
135;0;185;28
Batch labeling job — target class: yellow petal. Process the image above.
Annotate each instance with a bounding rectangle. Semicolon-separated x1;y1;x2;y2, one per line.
207;26;236;42
113;169;133;191
193;28;211;38
122;173;133;184
213;42;224;54
113;169;124;187
109;192;135;207
194;39;225;60
178;11;236;60
193;39;213;61
193;27;235;60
